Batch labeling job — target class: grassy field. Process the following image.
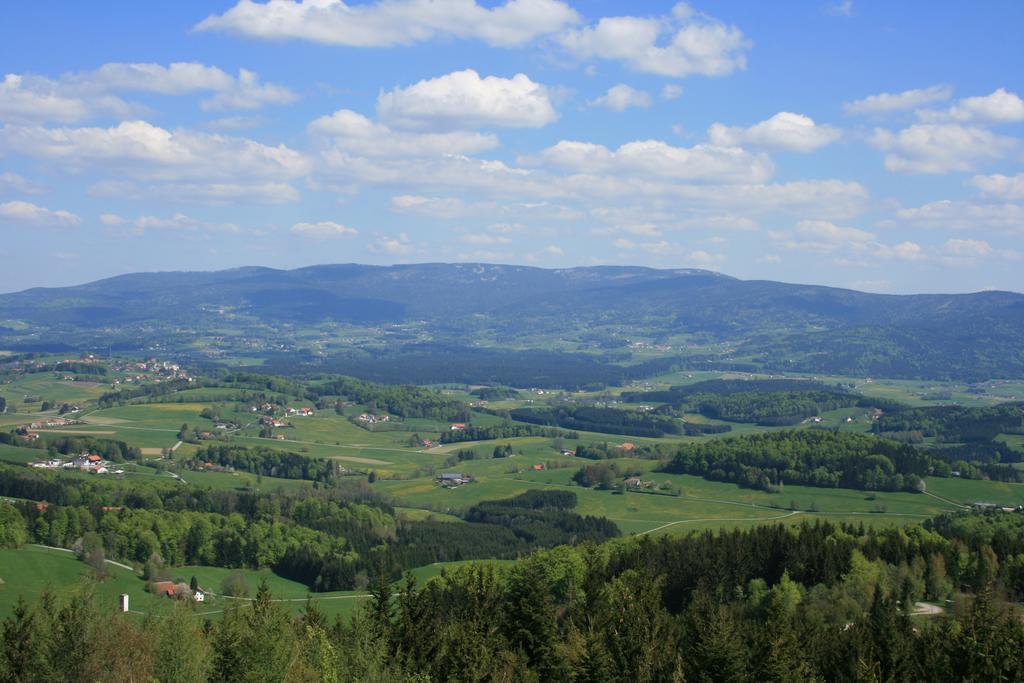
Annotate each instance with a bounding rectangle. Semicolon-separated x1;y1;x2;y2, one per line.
0;546;164;618
0;546;371;621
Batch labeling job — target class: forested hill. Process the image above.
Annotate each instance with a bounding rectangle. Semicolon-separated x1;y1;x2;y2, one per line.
1;263;1023;380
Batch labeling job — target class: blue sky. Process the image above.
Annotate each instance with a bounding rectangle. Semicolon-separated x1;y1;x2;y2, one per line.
1;1;1021;294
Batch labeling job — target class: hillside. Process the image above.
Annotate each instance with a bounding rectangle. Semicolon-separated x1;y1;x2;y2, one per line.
1;263;1022;381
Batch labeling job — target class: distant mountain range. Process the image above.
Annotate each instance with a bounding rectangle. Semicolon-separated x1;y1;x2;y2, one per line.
1;263;1022;381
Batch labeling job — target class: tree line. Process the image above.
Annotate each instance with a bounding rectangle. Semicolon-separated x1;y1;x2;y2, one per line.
654;430;932;492
4;513;1024;681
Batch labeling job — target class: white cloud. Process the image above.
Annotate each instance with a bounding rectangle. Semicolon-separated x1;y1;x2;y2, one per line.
708;112;840;152
528;139;774;184
589;84;652;111
687;249;724;264
100;211;240;235
0;121;309;189
893;199;1024;233
827;0;854;17
592;223;663;238
0;172;44;194
309;108;497;156
774;219;928;263
559;3;750;77
369;232;415;256
460;232;512;245
390;194;474;218
99;213;125;225
72;62;296;111
843;84;953;116
196;0;579;48
291;220;358;238
918;88;1024;124
0;64;295;124
0;199;80;226
971;173;1024;201
942;238;991;258
875;241;926;262
661;84;683;100
772;219;875;253
869;124;1014;174
88;180;300;204
0;73;122;124
377;70;557;130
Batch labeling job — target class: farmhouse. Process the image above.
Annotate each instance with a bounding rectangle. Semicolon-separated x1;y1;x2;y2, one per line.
450;423;466;431
438;472;472;487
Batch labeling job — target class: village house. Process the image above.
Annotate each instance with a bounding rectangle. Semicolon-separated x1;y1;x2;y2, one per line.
437;472;472;487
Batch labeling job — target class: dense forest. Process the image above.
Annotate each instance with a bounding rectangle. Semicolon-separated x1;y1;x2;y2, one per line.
873;403;1024;443
4;512;1024;681
654;430;933;492
439;423;576;444
187;445;342;483
687;390;860;425
509;405;682;438
309;376;470;421
621;378;846;403
623;379;870;426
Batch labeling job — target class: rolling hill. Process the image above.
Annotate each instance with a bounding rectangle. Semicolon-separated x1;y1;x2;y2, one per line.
0;263;1022;381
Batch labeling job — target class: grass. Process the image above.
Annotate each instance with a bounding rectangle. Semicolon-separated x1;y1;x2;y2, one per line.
0;546;164;618
0;547;371;621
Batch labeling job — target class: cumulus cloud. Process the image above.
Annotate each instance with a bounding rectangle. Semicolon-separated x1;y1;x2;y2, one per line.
0;199;80;226
390;194;475;218
559;3;750;77
0;172;44;194
661;84;683;100
0;73;126;123
527;139;774;184
291;220;358;238
893;199;1024;233
874;241;927;262
377;69;557;130
918;88;1024;124
369;232;415;256
100;211;240;235
460;232;512;245
0;63;295;124
589;84;652;111
869;124;1014;174
708;112;840;152
0;121;309;192
971;173;1024;201
843;84;953;116
772;219;876;253
70;62;297;111
942;238;991;258
196;0;579;48
773;219;926;263
309;108;497;156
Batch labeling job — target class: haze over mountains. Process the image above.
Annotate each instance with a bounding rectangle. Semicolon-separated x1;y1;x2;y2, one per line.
0;263;1022;382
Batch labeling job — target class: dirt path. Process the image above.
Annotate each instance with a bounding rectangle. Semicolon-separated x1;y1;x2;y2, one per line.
30;544;135;572
638;510;803;536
